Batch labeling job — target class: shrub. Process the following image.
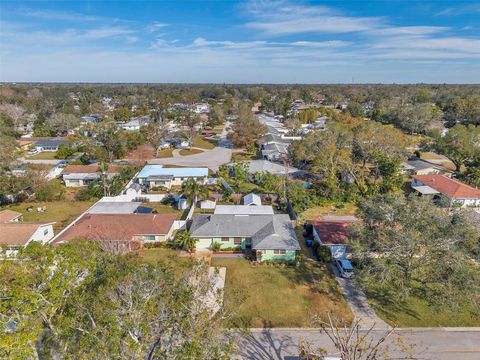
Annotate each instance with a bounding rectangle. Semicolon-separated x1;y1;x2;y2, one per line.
315;246;332;263
212;242;222;251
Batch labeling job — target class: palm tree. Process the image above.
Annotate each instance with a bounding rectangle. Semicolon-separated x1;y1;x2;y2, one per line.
182;177;208;205
174;231;196;251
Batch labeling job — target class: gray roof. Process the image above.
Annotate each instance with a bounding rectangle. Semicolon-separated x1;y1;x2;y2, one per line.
88;201;141;214
35;139;69;147
243;193;261;206
214;205;274;215
405;159;437;171
190;214;300;250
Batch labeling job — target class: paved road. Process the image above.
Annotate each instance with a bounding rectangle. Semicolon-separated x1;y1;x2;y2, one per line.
148;122;232;170
237;327;480;359
328;263;390;330
18;157;60;165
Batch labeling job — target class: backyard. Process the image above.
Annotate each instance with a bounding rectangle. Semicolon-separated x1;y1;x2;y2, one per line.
3;200;95;232
210;257;353;328
297;202;357;225
192;135;216;150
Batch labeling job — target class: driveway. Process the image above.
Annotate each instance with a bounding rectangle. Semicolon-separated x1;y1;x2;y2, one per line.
329;263;390;330
148;122;232;170
236;327;480;360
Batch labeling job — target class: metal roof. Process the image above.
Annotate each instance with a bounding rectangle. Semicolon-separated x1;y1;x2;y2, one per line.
137;165;208;179
214;205;274;215
87;202;141;214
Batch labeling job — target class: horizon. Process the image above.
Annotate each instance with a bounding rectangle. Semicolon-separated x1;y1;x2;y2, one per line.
1;0;480;83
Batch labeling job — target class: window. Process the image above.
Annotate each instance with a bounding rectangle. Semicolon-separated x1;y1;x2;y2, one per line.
273;249;286;255
234;237;242;245
221;237;229;242
43;229;49;236
143;235;156;241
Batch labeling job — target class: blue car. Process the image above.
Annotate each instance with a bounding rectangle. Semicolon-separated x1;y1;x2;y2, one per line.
335;259;354;279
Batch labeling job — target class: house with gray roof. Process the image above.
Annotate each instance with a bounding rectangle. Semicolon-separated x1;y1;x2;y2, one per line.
190;210;300;262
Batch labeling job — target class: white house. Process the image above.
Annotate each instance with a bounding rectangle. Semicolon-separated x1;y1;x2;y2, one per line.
62;165;121;187
136;165;209;190
0;219;55;257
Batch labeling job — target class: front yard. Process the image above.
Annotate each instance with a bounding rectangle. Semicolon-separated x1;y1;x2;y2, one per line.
3;200;95;233
192;135;216;150
27;151;58;160
210;257;353;327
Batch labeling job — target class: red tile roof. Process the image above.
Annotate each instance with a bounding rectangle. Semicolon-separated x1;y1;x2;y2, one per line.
412;175;480;199
311;219;359;245
54;213;176;243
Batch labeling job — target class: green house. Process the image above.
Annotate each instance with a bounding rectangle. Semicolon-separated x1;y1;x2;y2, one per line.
190;212;300;263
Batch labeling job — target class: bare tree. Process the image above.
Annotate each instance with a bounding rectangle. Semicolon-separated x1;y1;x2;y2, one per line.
299;314;418;360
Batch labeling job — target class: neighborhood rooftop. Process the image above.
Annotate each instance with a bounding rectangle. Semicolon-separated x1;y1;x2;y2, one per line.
0;209;23;222
411;175;480;199
0;222;53;246
87;202;142;214
54;213;177;243
214;205;274;215
137;165;209;179
312;217;360;245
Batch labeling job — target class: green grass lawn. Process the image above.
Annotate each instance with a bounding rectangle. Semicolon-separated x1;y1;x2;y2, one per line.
3;200;95;233
211;257;353;328
193;135;216;150
179;148;204;156
28;151;58;160
136;247;193;269
155;148;174;158
366;287;480;327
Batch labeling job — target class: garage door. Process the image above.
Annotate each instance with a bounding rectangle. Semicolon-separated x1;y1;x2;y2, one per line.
196;238;212;250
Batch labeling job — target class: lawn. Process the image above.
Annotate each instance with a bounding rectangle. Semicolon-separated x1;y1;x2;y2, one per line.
155;148;174;158
28;151;58;160
210;257;353;328
297;203;357;225
3;200;95;233
136;247;193;269
365;285;480;327
179;148;204;156
192;135;216;150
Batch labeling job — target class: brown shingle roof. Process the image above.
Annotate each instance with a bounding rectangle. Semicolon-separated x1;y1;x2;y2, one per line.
412;175;480;199
312;219;359;245
0;210;23;223
0;222;49;246
55;213;176;243
62;164;121;175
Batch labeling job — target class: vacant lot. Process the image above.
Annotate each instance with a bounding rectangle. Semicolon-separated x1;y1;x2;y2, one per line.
28;152;58;160
193;135;216;150
4;200;94;232
210;258;352;328
365;285;480;327
137;247;193;268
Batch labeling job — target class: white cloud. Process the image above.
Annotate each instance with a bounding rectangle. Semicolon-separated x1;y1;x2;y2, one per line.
147;22;169;32
436;4;480;16
21;9;102;22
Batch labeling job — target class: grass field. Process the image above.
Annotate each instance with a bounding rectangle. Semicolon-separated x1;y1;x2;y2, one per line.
211;257;353;327
365;285;480;327
137;247;193;268
155;148;174;158
179;148;204;156
192;135;216;150
28;151;58;160
3;200;94;232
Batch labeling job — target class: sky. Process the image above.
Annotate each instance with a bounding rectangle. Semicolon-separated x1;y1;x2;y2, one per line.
1;0;480;83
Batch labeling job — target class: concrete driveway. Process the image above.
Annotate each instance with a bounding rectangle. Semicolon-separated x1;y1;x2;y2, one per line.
148;122;233;170
329;263;390;330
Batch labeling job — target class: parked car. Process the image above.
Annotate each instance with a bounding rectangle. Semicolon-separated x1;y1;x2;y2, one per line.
335;259;354;278
27;149;39;155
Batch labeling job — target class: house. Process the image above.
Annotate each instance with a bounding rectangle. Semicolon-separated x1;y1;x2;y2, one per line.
0;209;23;222
61;164;121;187
81;115;101;124
190;212;300;262
87;202;141;214
54;213;177;253
401;158;450;176
136;165;208;190
0;217;55;256
240;160;304;177
125;183;142;196
411;175;480;207
312;216;360;259
242;193;262;206
34;138;69;152
16;140;33;151
261;142;288;161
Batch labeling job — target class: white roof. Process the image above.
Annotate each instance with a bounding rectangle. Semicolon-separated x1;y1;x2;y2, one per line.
214;205;274;215
88;202;141;214
243;193;262;206
412;185;440;195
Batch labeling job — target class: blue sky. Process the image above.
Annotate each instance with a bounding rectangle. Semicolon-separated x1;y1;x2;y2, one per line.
1;1;479;83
